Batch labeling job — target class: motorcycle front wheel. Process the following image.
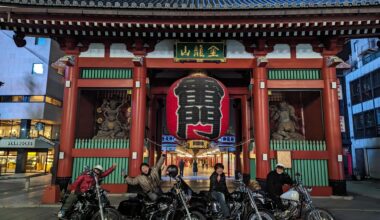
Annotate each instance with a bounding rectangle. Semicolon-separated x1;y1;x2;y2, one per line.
91;207;121;220
247;210;276;220
179;211;206;220
304;208;335;220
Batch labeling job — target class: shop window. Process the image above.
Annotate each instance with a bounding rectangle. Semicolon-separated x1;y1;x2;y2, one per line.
45;96;62;107
34;37;46;45
361;74;373;102
0;120;20;138
26;151;48;173
11;96;23;102
43;125;52;139
32;63;44;75
376;108;380;137
353;113;365;139
364;110;376;138
30;96;45;102
350;79;361;105
0;151;17;173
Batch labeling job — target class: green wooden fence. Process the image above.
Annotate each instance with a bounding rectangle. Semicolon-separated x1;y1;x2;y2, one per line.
80;68;133;79
268;69;321;80
270;159;328;186
270;140;326;151
74;139;130;149
72;157;128;184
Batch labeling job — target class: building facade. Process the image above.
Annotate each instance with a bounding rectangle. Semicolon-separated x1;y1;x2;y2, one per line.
0;0;379;202
343;38;380;179
0;30;64;174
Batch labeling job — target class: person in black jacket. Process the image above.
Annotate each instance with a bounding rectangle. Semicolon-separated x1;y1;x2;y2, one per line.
266;163;293;211
209;163;230;218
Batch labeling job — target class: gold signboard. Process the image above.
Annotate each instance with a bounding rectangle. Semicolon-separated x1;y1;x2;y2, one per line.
175;42;226;62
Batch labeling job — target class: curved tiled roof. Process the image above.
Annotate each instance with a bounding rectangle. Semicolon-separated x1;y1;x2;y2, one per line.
0;0;379;10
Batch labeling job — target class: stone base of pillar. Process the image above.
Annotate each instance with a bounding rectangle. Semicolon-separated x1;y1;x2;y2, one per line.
42;185;61;204
56;176;72;193
329;179;347;196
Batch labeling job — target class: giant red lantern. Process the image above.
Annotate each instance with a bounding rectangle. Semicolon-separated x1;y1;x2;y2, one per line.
166;73;229;141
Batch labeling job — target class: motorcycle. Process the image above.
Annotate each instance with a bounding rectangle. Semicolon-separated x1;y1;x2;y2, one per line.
190;173;274;220
59;167;120;220
117;175;205;220
262;173;335;220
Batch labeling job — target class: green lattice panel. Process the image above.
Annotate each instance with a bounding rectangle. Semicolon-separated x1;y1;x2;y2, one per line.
72;157;128;184
81;68;132;79
268;69;321;80
74;139;130;149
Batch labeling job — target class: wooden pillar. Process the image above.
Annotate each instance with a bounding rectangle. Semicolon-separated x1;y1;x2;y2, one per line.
234;99;242;175
241;95;251;177
148;95;157;166
56;52;79;189
129;56;147;177
253;59;270;183
322;55;346;195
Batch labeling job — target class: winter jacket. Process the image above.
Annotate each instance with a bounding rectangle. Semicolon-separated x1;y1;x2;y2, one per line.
125;156;165;193
266;170;293;197
209;172;228;194
71;166;115;193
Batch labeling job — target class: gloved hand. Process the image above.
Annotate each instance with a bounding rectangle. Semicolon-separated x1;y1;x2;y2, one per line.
112;163;117;169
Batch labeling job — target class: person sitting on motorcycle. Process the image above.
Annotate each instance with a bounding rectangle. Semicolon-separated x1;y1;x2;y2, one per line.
266;163;293;211
123;154;166;201
209;163;230;219
58;163;117;218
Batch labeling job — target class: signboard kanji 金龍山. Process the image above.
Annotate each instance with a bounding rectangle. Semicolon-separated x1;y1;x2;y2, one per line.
175;42;226;62
166;73;229;141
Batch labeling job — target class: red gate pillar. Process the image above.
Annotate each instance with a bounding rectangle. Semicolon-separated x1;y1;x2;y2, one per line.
322;55;346;195
43;49;79;203
148;95;157;166
129;56;147;177
241;95;251;179
253;57;270;183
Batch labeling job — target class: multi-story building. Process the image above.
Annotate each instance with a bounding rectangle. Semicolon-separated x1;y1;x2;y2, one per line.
344;38;380;179
0;30;64;174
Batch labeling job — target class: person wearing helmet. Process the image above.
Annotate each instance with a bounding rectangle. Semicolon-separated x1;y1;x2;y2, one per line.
58;163;117;218
209;163;230;218
123;154;166;201
266;163;293;211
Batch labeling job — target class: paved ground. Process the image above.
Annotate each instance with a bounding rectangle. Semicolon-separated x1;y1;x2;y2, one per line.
1;171;380;219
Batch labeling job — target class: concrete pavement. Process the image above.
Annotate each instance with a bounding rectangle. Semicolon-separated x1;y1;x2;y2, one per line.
1;171;380;219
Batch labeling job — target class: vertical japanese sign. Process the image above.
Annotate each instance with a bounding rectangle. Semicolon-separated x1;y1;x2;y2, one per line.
174;42;226;62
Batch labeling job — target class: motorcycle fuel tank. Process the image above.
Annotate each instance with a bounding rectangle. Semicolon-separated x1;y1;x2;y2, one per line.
280;189;300;202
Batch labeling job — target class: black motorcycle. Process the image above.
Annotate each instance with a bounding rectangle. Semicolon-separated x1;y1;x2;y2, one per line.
59;170;120;220
117;167;205;220
260;173;335;220
190;174;274;220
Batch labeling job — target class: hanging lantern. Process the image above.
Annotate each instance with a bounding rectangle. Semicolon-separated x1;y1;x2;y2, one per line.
166;72;229;141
